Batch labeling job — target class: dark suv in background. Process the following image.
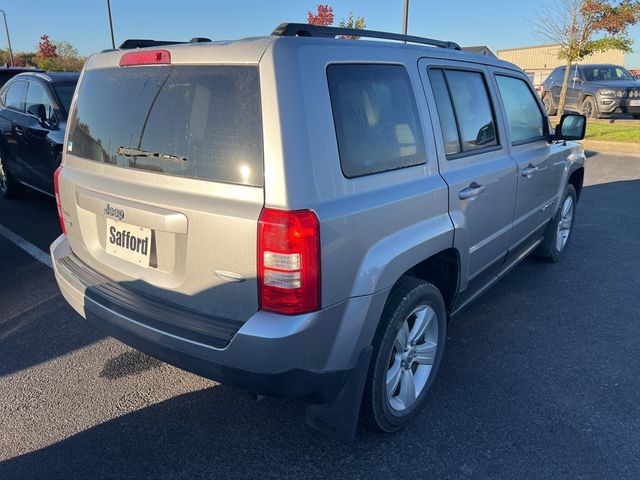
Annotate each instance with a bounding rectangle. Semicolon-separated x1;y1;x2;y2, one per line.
0;71;79;197
541;64;640;119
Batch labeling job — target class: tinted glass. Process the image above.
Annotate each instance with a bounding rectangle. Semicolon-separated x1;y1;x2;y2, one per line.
496;75;545;144
0;72;17;88
428;69;460;155
445;70;497;152
327;64;426;178
67;66;263;186
26;82;55;121
582;65;634;81
5;80;26;112
52;82;77;114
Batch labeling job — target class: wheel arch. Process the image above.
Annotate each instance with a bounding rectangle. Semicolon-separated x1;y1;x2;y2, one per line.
568;166;584;201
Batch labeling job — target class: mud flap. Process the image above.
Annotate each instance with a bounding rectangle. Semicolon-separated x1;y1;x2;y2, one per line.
304;346;372;442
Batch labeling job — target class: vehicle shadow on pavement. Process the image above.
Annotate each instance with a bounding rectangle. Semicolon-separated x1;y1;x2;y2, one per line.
1;179;639;479
99;350;164;380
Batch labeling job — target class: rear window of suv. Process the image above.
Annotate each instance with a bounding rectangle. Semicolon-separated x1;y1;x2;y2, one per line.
67;65;263;187
327;64;426;178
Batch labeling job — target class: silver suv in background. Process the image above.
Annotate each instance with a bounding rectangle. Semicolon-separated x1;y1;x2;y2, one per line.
51;23;586;440
541;63;640;119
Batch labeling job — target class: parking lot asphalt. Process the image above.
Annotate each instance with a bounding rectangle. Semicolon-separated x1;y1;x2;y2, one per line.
1;151;639;479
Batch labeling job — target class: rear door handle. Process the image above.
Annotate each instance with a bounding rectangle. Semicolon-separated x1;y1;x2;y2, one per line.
521;165;539;178
459;183;485;200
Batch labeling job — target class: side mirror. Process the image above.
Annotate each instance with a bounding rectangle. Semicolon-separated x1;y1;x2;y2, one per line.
571;76;584;84
27;103;48;124
554;113;586;141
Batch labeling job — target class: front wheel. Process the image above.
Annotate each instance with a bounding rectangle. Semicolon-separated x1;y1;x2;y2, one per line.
0;154;24;199
362;277;446;432
534;184;577;263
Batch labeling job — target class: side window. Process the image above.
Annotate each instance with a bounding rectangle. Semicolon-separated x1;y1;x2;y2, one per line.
25;82;55;121
446;70;498;152
428;68;498;157
327;64;426;178
4;81;27;112
428;69;460;155
495;75;545;145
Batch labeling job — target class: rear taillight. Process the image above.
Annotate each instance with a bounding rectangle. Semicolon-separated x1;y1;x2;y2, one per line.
258;208;320;315
119;49;171;67
53;165;66;235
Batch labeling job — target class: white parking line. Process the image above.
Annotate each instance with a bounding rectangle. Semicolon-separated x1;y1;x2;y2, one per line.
0;223;52;269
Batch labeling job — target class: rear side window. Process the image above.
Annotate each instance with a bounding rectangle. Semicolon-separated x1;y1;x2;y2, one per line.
5;80;26;112
67;66;263;186
429;69;460;155
428;68;498;157
495;75;545;144
327;64;426;178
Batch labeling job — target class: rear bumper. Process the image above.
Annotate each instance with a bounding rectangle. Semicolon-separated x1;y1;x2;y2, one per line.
51;235;388;403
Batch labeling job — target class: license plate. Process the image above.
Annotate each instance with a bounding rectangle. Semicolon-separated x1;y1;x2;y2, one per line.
630;99;640;106
106;219;151;267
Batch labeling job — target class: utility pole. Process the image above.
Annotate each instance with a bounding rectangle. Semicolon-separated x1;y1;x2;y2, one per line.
0;10;14;66
402;0;409;36
106;0;116;49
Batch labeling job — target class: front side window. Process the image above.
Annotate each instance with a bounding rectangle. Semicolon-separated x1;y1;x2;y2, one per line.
495;75;545;144
327;64;426;178
4;81;26;112
26;82;55;121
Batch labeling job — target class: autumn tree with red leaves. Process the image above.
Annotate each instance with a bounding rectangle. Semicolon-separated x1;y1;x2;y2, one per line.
307;4;335;26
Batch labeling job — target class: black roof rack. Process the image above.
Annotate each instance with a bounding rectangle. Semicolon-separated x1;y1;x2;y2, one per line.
271;23;461;50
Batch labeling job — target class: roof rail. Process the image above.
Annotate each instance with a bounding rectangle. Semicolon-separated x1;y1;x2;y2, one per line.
119;39;186;50
271;23;461;50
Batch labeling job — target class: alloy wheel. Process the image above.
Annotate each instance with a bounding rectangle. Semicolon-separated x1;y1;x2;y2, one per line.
556;195;574;251
0;157;7;194
386;305;439;413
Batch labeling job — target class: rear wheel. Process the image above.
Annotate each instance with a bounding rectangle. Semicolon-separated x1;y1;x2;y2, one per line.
0;154;24;199
581;97;598;119
542;94;557;116
363;277;446;432
633;114;640;120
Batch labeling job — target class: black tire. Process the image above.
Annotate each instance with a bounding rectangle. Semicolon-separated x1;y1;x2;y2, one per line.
581;97;598;119
534;184;577;263
362;277;447;432
542;94;557;116
633;115;640;120
0;153;24;199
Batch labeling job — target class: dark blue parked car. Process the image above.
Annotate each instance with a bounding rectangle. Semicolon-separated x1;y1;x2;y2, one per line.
0;71;79;198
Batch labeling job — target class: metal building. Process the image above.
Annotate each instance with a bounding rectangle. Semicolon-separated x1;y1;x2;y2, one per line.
497;44;625;87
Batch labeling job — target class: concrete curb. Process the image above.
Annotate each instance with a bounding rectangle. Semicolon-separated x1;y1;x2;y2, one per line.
580;140;640;155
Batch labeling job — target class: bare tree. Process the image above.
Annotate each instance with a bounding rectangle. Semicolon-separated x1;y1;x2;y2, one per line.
533;0;640;116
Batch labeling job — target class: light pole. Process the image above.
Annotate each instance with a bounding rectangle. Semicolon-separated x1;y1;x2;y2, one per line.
0;10;14;67
402;0;409;36
106;0;116;49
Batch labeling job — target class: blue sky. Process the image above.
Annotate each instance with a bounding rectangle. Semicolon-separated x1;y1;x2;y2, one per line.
1;0;639;66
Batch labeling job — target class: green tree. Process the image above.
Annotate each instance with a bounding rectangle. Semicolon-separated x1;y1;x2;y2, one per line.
53;40;86;71
534;0;640;116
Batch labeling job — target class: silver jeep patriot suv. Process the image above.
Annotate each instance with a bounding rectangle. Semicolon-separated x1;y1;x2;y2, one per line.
51;24;586;440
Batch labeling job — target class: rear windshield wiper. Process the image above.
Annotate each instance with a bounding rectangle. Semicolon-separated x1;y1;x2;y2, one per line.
116;146;187;162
